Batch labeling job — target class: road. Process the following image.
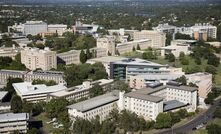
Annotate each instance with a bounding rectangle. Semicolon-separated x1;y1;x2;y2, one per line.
155;98;221;134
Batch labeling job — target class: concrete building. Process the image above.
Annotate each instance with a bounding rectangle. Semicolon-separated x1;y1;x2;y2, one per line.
0;102;11;113
67;90;119;121
47;24;67;36
0;70;26;85
153;23;177;33
57;50;81;65
133;30;166;48
160;44;190;57
186;72;212;107
73;21;99;35
116;39;152;54
119;82;197;120
191;23;217;39
170;39;196;46
50;79;114;101
13;82;66;103
96;36;116;55
23;21;48;35
0;46;20;59
0;113;29;134
21;47;57;71
108;28;138;38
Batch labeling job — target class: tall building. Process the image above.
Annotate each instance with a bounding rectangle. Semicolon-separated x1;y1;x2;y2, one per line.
96;36;116;55
23;21;48;35
0;113;29;134
133;30;166;48
21;47;57;71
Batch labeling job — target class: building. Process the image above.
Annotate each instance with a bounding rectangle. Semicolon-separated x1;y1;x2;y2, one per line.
96;36;115;55
23;21;48;35
0;46;20;59
0;113;29;134
0;102;11;113
87;56;127;76
133;30;166;48
119;82;197;120
67;90;119;121
160;44;190;57
185;72;212;107
153;23;177;33
0;70;26;85
24;70;66;85
170;39;196;46
191;23;217;39
129;72;184;89
13;38;32;47
116;39;152;54
50;79;114;101
57;50;81;65
73;21;99;35
108;28;138;38
0;91;8;102
47;24;67;36
13;82;66;103
21;47;57;71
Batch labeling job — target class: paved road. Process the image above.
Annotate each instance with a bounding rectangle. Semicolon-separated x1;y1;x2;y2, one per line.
155;98;221;134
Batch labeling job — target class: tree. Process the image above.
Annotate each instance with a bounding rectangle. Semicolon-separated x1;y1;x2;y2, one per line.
177;109;188;119
32;102;45;116
22;101;33;113
176;75;187;85
206;124;221;134
132;46;136;51
11;95;23;113
32;79;57;86
205;65;217;75
169;112;181;125
73;117;93;134
86;48;92;59
194;57;201;65
80;50;87;63
213;107;221;118
179;52;185;59
27;128;40;134
180;57;189;65
4;77;23;100
89;84;104;98
165;53;175;62
111;80;131;93
137;44;141;50
155;113;172;129
207;54;220;67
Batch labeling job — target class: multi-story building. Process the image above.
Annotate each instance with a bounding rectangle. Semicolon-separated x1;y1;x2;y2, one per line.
47;24;67;36
0;70;26;85
13;82;66;103
186;72;212;107
73;21;99;35
119;82;197;120
96;36;116;55
57;50;81;65
21;47;57;71
108;28;138;38
0;46;20;59
153;23;177;34
116;39;152;54
191;23;217;39
67;90;119;121
133;30;166;48
49;79;114;101
160;44;191;57
23;21;48;35
0;102;11;113
0;113;29;134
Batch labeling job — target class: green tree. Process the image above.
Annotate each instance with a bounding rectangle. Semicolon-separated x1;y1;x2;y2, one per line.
155;113;172;129
205;65;217;75
137;44;141;50
206;124;221;134
180;57;189;65
80;50;87;63
213;107;221;118
165;53;175;62
11;95;23;113
132;46;136;51
176;75;187;85
177;109;188;119
169;112;181;125
89;84;104;98
179;52;185;59
4;77;23;99
22;101;33;113
27;128;40;134
32;79;57;86
86;48;92;59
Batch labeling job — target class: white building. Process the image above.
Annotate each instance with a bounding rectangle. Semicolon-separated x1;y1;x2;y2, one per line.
73;21;99;35
119;82;197;120
67;90;119;121
57;50;81;65
96;36;116;55
23;21;48;35
50;79;114;101
116;39;152;54
160;44;190;57
0;102;11;113
0;113;29;134
47;24;67;36
133;30;166;48
21;47;57;71
13;82;66;103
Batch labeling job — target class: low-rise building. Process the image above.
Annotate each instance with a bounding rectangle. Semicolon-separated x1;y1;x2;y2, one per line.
73;21;99;35
116;39;152;54
67;90;119;121
57;50;81;65
21;47;57;71
0;46;20;59
0;70;26;85
50;79;114;101
0;113;29;134
96;36;115;55
119;82;197;120
47;24;67;36
13;82;66;103
160;44;190;57
133;30;166;48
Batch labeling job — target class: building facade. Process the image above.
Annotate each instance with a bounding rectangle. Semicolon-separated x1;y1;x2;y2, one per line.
96;36;116;55
0;113;29;134
47;24;67;36
23;21;48;35
21;47;57;71
133;30;166;48
57;50;81;65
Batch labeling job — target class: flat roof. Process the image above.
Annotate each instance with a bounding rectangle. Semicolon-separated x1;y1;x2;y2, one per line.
67;90;119;112
116;39;151;47
133;74;182;81
163;100;187;112
87;56;127;64
0;113;29;122
0;91;8;100
0;69;27;75
125;92;163;103
13;82;66;96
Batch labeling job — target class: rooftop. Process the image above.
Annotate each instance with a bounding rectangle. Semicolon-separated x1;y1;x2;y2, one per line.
163;100;187;112
0;113;29;122
0;91;8;101
125;92;163;103
67;90;119;112
87;56;127;64
116;39;151;47
13;82;66;96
